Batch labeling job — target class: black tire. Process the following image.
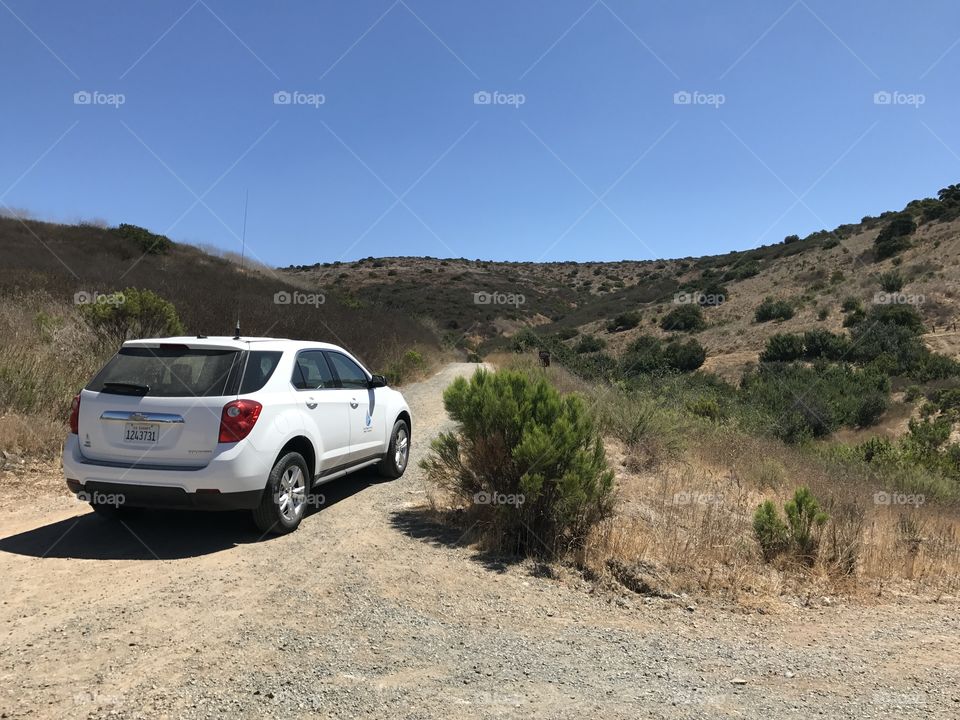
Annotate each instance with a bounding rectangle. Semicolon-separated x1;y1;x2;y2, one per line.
252;452;310;535
378;419;410;479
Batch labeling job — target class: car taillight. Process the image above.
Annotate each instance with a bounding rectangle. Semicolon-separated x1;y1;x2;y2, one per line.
218;399;262;443
69;394;81;434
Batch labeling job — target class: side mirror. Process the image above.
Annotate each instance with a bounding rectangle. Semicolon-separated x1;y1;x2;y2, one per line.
368;374;387;388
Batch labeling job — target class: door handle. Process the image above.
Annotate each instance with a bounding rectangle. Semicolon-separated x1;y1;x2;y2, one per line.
349;398;359;409
306;396;318;409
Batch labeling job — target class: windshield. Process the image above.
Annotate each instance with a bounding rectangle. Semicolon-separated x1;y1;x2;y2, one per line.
87;347;242;397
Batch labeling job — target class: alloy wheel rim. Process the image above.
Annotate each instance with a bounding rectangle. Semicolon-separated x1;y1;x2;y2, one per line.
277;465;306;522
395;428;409;470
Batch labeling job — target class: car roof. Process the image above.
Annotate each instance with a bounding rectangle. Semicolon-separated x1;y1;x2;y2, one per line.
122;337;346;353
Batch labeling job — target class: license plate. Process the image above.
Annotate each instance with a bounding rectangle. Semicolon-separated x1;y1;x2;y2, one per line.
124;422;158;443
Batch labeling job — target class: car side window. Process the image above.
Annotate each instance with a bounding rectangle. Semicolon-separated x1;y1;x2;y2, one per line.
292;351;336;390
325;352;369;390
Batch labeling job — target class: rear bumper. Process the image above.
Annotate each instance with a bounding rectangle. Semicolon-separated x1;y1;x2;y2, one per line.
62;434;268;511
66;478;262;511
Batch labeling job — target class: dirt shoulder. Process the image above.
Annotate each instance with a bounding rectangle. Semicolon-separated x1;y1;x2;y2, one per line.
0;363;958;719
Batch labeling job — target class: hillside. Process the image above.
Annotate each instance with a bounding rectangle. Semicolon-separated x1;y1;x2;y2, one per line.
282;187;960;379
0;216;439;455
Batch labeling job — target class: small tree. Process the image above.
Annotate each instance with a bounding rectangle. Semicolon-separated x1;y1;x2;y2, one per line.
784;487;829;562
80;288;184;345
754;487;829;564
753;500;788;560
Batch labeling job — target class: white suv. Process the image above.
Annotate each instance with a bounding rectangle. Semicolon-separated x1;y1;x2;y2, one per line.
62;337;412;534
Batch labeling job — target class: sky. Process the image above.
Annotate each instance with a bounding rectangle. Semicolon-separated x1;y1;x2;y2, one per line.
1;1;959;267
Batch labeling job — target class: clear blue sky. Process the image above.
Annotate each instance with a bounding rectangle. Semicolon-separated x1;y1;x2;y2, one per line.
2;1;959;267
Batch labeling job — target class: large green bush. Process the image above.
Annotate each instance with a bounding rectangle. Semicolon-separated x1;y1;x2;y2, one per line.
739;362;889;443
660;304;705;332
420;369;615;555
754;296;794;322
80;287;184;345
620;334;706;376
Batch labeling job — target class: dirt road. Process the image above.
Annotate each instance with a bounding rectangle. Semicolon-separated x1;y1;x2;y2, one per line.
1;363;958;719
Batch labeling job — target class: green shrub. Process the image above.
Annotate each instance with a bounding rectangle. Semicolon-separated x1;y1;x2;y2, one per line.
760;333;804;362
817;307;829;321
660;304;705;332
802;329;849;360
662;338;706;372
420;369;615;555
783;487;829;562
754;488;828;563
510;328;539;353
874;212;915;260
904;385;922;402
621;335;705;376
80;288;184;345
606;311;641;333
575;334;606;353
556;327;579;340
739;362;890;443
754;296;794;322
752;501;789;560
840;296;862;313
384;348;427;384
114;223;173;255
878;270;904;293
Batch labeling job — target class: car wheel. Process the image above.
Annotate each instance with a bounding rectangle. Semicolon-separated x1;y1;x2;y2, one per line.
378;419;410;479
253;452;309;535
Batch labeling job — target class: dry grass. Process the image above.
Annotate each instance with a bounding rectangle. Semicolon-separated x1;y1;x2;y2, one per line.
0;291;108;457
578;429;960;604
483;352;960;604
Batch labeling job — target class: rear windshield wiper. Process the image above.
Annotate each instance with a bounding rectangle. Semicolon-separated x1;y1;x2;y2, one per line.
100;382;151;396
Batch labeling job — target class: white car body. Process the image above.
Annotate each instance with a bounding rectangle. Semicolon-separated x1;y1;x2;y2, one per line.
62;337;411;525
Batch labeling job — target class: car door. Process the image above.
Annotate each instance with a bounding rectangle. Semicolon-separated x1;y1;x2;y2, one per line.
324;351;385;464
291;350;351;472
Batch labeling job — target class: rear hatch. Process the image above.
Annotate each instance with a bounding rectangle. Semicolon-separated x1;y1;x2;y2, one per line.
77;343;244;468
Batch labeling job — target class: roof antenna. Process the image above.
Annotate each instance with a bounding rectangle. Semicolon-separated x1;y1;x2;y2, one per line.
234;189;248;340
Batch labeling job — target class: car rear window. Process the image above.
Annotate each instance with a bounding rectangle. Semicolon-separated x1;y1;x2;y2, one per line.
87;347;242;397
240;351;282;393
